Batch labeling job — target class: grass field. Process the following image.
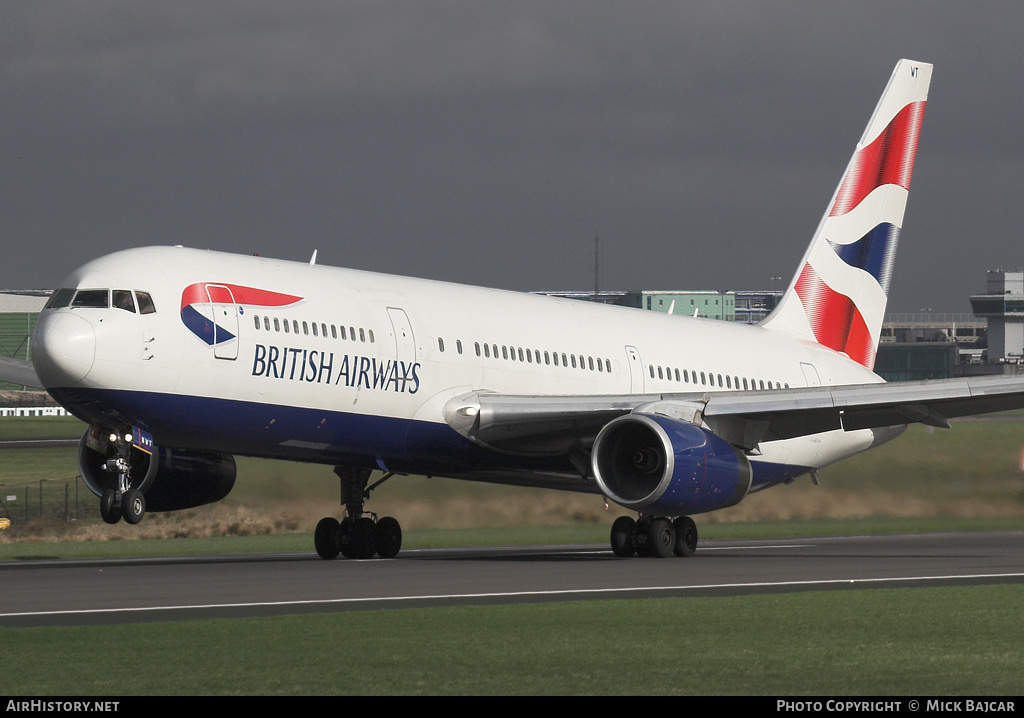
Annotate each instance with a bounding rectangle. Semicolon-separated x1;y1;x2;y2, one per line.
2;415;1023;695
2;586;1022;695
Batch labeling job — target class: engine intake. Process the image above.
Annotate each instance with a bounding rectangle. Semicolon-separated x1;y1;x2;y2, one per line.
592;413;751;516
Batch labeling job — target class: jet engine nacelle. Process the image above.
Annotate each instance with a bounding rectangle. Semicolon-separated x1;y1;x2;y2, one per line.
591;413;751;516
78;432;236;512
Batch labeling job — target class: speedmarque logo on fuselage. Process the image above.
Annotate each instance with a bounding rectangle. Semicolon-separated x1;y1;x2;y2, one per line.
180;282;302;345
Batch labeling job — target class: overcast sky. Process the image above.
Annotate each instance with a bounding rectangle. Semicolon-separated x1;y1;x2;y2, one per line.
3;2;1022;314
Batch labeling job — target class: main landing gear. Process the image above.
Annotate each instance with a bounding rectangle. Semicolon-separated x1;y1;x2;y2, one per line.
610;514;698;558
314;466;403;560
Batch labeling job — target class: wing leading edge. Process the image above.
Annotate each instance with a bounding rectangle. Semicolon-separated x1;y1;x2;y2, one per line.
0;356;43;390
444;374;1024;455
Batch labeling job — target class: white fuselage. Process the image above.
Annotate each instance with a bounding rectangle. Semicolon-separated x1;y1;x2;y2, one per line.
33;246;900;496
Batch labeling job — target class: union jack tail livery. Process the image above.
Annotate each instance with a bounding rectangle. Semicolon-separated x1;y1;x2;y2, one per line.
762;59;931;370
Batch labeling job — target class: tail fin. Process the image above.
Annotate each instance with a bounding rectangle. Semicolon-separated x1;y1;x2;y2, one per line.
761;59;932;370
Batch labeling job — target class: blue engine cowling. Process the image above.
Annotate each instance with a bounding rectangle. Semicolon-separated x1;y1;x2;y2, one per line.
591;413;751;516
78;431;236;512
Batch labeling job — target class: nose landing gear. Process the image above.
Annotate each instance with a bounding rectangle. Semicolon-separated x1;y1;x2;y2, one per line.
97;432;148;525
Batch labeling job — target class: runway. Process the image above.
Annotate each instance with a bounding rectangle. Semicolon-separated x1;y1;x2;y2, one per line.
2;531;1023;627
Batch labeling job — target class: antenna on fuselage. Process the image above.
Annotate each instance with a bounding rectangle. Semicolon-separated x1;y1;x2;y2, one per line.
309;250;318;265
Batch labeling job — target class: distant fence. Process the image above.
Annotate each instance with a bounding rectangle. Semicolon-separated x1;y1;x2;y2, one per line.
0;406;70;417
0;478;88;525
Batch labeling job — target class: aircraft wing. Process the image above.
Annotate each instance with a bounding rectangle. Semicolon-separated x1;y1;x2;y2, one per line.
444;374;1024;455
0;356;43;390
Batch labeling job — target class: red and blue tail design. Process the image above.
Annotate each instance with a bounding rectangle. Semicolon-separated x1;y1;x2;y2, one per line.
762;60;931;371
180;282;302;345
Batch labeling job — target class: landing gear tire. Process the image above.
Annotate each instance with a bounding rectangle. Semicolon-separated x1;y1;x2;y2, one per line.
122;489;146;525
632;516;653;556
647;517;676;559
337;517;356;559
315;517;341;560
673;516;698;557
610;514;699;559
610;516;636;557
100;489;121;525
376;516;402;559
352;517;378;559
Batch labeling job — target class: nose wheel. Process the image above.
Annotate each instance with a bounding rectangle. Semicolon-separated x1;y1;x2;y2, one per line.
99;488;147;525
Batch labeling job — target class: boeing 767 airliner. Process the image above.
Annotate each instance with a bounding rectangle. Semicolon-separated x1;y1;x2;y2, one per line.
4;59;1024;560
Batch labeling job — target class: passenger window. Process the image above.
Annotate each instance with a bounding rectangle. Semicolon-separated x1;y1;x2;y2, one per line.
71;289;109;308
112;290;136;313
135;292;157;314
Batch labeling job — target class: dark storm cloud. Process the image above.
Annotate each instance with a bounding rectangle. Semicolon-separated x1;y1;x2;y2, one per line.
3;2;1023;313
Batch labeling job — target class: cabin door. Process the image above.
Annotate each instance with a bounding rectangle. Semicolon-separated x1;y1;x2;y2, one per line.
387;307;416;368
625;345;644;393
206;284;239;360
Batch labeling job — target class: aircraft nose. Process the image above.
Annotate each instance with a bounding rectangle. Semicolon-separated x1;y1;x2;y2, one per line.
32;312;96;387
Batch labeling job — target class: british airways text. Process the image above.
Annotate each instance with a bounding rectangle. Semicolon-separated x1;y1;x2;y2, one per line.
251;344;420;394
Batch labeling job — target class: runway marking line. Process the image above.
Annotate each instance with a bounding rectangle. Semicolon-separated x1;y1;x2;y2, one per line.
3;571;1023;619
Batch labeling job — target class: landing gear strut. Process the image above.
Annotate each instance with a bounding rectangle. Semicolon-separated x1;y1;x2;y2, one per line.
314;466;403;560
97;432;147;525
610;514;698;558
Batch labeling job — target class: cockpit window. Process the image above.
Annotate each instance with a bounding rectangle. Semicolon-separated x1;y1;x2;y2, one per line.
112;290;136;313
44;288;76;309
135;291;156;314
71;289;109;308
